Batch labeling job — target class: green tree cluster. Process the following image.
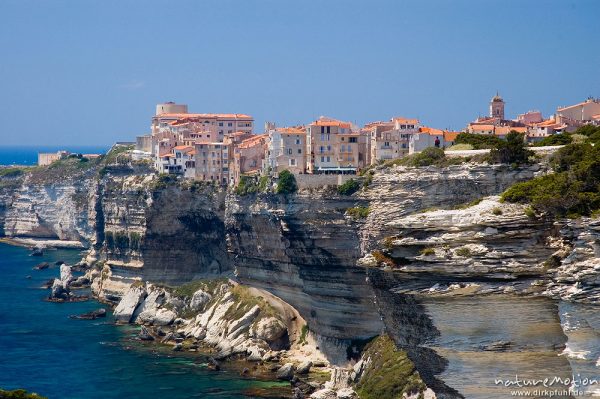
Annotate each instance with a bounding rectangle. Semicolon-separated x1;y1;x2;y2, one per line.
502;142;600;218
276;170;298;194
454;132;503;149
489;131;533;165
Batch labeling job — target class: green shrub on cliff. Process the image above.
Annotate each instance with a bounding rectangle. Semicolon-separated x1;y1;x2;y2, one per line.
454;132;503;149
0;167;26;178
502;143;600;218
0;389;47;399
276;170;297;194
489;131;533;165
235;175;259;195
532;133;572;147
346;206;370;218
151;173;178;190
101;144;133;165
354;335;426;399
223;284;276;321
337;179;361;195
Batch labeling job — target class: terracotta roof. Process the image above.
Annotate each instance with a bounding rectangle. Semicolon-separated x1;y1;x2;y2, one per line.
493;127;509;135
277;127;305;134
173;145;193;151
419;126;444;135
154;113;253;120
312;117;352;129
534;119;559;128
393;117;419;125
470;124;495;131
443;131;461;142
238;134;267;149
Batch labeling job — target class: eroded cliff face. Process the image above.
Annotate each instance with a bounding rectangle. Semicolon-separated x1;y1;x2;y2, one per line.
94;169;232;299
0;173;23;236
226;190;383;362
3;169;98;242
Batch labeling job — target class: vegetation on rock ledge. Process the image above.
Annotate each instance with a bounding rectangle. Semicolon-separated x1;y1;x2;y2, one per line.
0;389;47;399
502;141;600;218
354;335;426;399
276;170;298;194
337;179;361;195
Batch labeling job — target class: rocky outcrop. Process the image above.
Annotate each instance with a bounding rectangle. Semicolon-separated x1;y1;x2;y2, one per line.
97;173;232;293
545;218;600;302
3;167;98;242
111;280;292;361
227;190;384;362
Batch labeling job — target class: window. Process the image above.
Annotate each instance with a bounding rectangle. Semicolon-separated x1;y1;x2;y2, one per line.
384;142;390;147
288;148;292;155
326;156;331;162
321;133;325;141
327;126;331;134
341;145;345;153
327;145;331;151
295;139;301;145
349;137;357;143
228;122;233;127
321;156;325;162
289;159;296;166
320;146;324;153
297;148;301;154
218;122;223;127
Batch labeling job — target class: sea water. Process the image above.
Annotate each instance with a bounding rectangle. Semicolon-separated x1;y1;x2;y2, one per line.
0;243;286;398
0;146;110;166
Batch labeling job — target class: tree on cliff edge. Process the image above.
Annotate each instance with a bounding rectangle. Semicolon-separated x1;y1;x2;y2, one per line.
489;131;533;165
276;170;298;194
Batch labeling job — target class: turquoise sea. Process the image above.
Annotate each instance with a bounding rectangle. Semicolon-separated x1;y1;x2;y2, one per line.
0;243;286;398
0;146;110;166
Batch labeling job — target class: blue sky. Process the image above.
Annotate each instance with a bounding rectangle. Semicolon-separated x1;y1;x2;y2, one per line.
0;0;598;146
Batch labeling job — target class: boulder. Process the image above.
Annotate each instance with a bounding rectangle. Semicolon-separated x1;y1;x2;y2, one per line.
70;276;90;288
190;289;212;311
69;308;106;320
153;309;177;326
252;317;287;342
139;326;154;341
336;388;357;399
113;285;147;323
59;265;73;287
296;360;312;374
50;279;69;300
33;262;49;270
138;308;176;326
276;363;296;381
172;343;183;351
31;247;43;256
310;389;337;399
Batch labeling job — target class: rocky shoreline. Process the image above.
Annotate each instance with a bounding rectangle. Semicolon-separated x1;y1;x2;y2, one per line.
40;258;373;399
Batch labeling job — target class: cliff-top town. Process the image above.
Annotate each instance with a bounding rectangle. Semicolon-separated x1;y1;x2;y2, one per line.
38;94;600;187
